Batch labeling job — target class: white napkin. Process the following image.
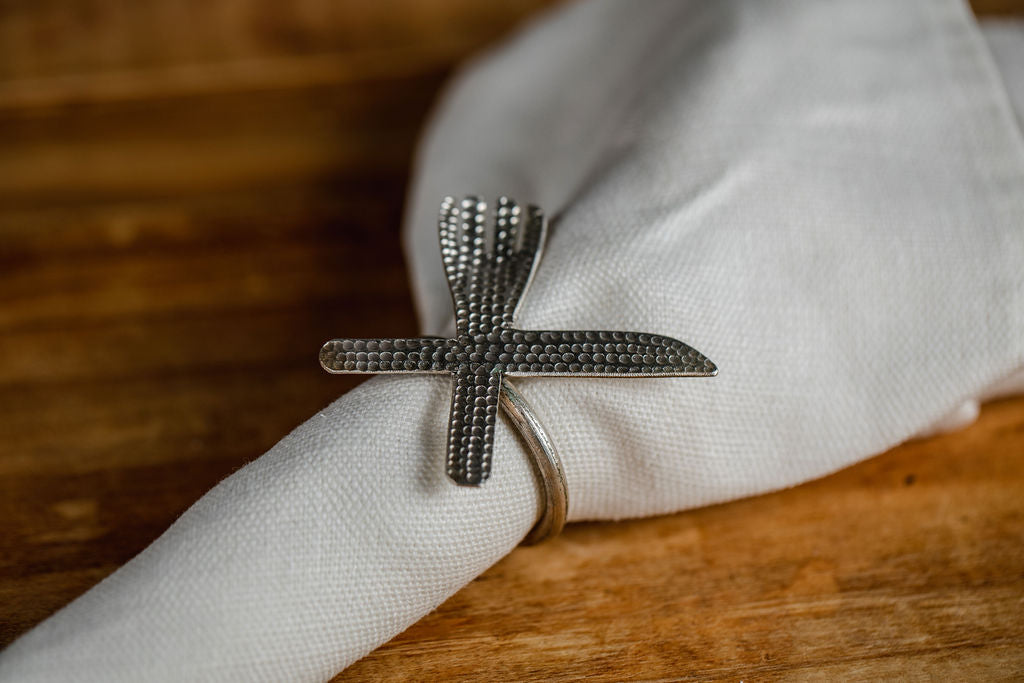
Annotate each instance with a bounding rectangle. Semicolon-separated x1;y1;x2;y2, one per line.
2;2;1022;681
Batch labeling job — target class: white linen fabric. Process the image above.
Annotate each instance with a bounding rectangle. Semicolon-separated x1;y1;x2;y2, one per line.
2;2;1023;681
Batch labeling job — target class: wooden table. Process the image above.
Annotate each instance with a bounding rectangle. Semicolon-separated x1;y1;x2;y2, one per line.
1;1;1022;679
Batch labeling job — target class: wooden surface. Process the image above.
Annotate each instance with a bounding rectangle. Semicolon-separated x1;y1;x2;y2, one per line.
1;1;1022;680
341;397;1024;681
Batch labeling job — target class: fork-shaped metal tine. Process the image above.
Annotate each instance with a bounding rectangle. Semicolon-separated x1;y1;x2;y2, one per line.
462;197;488;339
439;196;488;338
493;196;518;263
503;204;546;323
493;196;519;325
438;197;465;336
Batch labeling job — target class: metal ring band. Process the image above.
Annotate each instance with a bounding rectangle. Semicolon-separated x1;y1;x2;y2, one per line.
499;378;568;545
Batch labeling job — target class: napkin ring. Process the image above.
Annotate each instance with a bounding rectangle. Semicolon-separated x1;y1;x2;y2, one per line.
499;378;567;544
320;196;716;543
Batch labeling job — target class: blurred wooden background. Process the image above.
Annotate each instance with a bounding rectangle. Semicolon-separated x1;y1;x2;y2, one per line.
1;1;1022;679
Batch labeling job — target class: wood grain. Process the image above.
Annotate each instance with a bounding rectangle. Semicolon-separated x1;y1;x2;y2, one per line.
338;397;1024;680
1;0;1022;679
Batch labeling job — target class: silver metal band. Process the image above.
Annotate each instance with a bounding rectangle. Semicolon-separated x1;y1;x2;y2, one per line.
499;378;568;544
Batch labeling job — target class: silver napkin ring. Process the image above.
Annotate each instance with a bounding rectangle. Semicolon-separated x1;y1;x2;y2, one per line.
319;196;717;544
499;378;567;544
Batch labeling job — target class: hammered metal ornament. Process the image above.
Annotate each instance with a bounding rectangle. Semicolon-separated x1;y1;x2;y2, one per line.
320;196;717;486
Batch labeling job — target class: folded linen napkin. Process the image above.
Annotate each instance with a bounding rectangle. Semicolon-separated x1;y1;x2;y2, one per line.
2;1;1022;680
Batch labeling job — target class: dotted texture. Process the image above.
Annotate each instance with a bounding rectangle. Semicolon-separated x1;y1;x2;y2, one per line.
322;196;715;484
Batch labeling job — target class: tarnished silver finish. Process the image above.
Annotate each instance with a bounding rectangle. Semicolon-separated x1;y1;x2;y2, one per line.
321;196;717;487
